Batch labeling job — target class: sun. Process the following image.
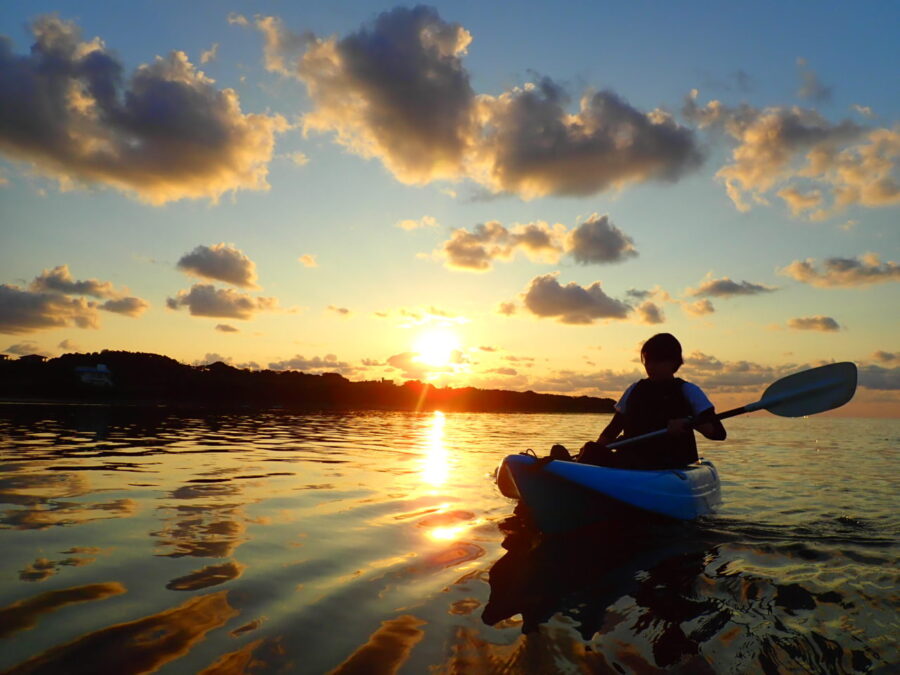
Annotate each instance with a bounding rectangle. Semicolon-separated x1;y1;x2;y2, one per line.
413;328;460;367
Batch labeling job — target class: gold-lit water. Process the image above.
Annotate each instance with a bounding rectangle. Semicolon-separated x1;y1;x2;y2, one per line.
0;406;897;673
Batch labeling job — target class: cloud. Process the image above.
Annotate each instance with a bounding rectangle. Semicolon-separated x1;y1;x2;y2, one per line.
682;298;715;316
5;341;50;356
684;92;899;218
200;43;219;64
298;254;318;268
396;216;439;231
688;276;777;298
386;352;430;380
858;364;900;390
681;351;796;392
566;214;638;264
58;338;79;350
166;284;277;319
0;284;99;334
215;324;238;333
227;13;249;27
852;104;875;119
283;6;476;184
438;220;565;271
0;15;287;204
268;353;355;375
779;253;900;287
256;7;700;199
1;265;149;333
531;368;642;396
777;186;823;217
327;305;350;316
787;315;841;331
436;213;637;271
795;58;832;103
521;273;631;324
177;243;259;288
636;301;665;324
497;302;516;316
30;265;117;298
100;297;149;317
871;350;897;363
289;151;309;166
474;80;703;199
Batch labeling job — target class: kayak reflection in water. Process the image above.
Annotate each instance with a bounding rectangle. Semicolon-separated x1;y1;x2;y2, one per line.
482;514;717;668
572;333;726;469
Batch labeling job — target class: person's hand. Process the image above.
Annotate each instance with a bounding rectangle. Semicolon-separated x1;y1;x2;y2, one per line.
667;418;690;435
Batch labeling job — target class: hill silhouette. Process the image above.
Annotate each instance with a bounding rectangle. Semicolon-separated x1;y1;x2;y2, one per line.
0;350;615;413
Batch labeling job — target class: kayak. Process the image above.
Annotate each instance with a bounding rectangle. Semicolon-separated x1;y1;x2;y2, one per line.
496;453;722;532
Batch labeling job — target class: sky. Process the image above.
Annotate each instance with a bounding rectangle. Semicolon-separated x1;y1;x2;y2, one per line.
0;1;898;416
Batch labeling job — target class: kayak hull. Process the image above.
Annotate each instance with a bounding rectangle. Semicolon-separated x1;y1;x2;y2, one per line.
497;454;721;532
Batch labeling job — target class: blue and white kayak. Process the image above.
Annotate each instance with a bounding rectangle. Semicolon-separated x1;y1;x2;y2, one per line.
496;454;722;532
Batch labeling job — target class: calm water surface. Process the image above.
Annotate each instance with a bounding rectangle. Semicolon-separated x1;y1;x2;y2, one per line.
0;406;897;673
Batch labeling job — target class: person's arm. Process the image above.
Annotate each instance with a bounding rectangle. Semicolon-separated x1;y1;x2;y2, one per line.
693;407;726;440
597;412;625;444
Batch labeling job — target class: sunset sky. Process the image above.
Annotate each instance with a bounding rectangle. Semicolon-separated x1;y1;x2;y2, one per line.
1;1;897;415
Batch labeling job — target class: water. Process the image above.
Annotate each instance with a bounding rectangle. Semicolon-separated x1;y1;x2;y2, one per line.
0;405;896;673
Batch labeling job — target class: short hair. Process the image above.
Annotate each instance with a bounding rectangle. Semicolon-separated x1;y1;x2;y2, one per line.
641;333;683;368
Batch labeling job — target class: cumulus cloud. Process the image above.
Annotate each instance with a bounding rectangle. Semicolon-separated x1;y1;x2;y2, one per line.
683;298;715;316
30;265;116;298
521;273;630;324
497;302;516;316
268;353;355;375
787;315;841;332
779;253;900;287
250;7;701;199
438;220;565;271
396;216;439;230
215;324;238;333
327;305;350;316
474;80;702;198
176;243;259;288
685;91;899;218
0;284;99;334
636;301;665;324
1;265;148;333
566;214;638;265
436;213;637;271
688;276;777;298
100;297;149;317
0;15;287;204
285;6;476;184
298;254;318;268
852;104;875;119
166;284;277;319
871;350;897;363
58;338;79;350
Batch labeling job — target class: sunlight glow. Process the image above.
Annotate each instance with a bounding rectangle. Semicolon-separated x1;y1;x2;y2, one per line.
421;411;448;487
413;328;460;368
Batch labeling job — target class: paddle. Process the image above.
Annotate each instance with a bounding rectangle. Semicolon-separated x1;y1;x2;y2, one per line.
606;361;858;450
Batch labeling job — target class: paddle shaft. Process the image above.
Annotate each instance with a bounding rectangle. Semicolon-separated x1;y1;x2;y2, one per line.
606;375;845;450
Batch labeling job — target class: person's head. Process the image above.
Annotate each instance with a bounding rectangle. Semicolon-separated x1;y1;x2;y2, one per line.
640;333;683;379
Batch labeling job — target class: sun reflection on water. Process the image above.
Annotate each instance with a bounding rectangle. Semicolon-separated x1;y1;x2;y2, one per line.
420;411;448;488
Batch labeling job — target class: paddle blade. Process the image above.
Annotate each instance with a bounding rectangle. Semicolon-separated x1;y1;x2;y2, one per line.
761;361;857;417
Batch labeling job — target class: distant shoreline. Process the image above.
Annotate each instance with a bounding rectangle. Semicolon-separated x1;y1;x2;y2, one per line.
0;350;617;415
